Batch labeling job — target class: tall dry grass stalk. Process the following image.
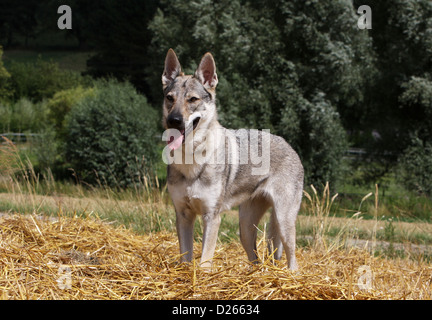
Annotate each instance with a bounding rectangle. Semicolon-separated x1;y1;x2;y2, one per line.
302;182;386;255
371;184;379;253
0;136;41;210
344;190;373;243
303;182;338;250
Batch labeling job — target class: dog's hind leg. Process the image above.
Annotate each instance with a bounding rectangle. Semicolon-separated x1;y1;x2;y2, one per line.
271;187;302;271
267;209;283;261
239;197;270;263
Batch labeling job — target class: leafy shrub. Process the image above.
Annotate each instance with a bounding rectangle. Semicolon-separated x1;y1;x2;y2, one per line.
30;87;95;177
399;76;432;143
8;57;91;101
0;98;48;133
65;79;159;187
294;93;348;187
46;86;95;140
11;98;37;132
0;102;12;132
30;126;61;175
396;77;432;196
398;137;432;197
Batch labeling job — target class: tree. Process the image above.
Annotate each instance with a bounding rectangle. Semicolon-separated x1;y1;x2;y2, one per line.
35;0;99;49
85;0;158;93
147;0;376;186
7;58;89;101
0;0;40;47
398;137;432;196
400;76;432;143
272;0;376;129
397;76;432;195
0;46;11;100
353;0;432;180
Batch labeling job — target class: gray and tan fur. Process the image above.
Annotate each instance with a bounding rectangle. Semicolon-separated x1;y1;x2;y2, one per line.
162;49;304;270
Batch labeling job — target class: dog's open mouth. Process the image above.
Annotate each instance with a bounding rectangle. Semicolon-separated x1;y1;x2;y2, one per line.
167;115;201;151
167;129;184;151
192;116;200;130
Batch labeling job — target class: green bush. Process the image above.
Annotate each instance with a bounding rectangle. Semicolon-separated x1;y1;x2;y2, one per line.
30;126;62;174
65;79;159;188
399;76;432;143
396;76;432;196
398;137;432;197
46;86;95;139
30;87;95;177
0;98;48;133
0;102;11;132
8;57;90;101
10;98;36;132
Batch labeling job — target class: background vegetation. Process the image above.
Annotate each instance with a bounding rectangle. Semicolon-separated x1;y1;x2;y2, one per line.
1;0;432;227
66;79;159;187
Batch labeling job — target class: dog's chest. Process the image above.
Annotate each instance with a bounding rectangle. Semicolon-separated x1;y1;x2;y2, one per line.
168;169;223;215
187;178;222;214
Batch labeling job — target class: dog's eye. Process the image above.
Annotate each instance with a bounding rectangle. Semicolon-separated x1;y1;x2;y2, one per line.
166;95;174;102
188;97;199;103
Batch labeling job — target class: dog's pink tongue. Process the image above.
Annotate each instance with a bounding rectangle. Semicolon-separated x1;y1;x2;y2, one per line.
167;130;184;150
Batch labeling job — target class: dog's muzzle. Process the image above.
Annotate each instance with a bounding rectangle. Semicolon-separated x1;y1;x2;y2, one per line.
166;112;183;130
166;112;201;151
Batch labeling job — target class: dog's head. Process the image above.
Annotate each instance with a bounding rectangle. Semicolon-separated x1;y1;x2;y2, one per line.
162;49;218;150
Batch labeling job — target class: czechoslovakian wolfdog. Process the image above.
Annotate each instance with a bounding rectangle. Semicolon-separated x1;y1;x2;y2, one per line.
161;49;304;270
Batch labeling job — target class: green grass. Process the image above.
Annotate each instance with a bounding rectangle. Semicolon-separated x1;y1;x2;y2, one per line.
324;181;432;223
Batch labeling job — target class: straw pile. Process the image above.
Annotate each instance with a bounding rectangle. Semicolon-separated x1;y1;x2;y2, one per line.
0;213;430;300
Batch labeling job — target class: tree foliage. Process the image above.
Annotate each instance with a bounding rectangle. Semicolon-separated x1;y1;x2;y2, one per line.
146;0;371;185
7;58;89;101
46;86;95;140
398;137;432;196
2;0;432;192
0;98;48;133
354;0;432;174
0;46;11;101
85;0;158;93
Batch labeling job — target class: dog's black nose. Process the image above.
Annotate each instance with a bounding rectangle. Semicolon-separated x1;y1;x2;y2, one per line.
167;112;183;129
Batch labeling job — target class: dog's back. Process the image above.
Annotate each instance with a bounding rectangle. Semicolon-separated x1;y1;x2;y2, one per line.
214;128;303;213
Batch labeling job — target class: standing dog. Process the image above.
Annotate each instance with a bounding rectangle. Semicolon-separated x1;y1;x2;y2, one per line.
162;49;304;270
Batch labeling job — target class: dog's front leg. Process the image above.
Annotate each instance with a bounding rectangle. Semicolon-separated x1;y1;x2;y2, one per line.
176;211;195;263
200;213;221;269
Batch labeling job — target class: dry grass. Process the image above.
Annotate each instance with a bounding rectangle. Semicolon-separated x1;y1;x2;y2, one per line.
0;213;430;300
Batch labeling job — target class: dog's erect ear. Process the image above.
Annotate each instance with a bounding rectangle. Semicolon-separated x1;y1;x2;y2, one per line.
195;52;218;90
162;49;181;89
